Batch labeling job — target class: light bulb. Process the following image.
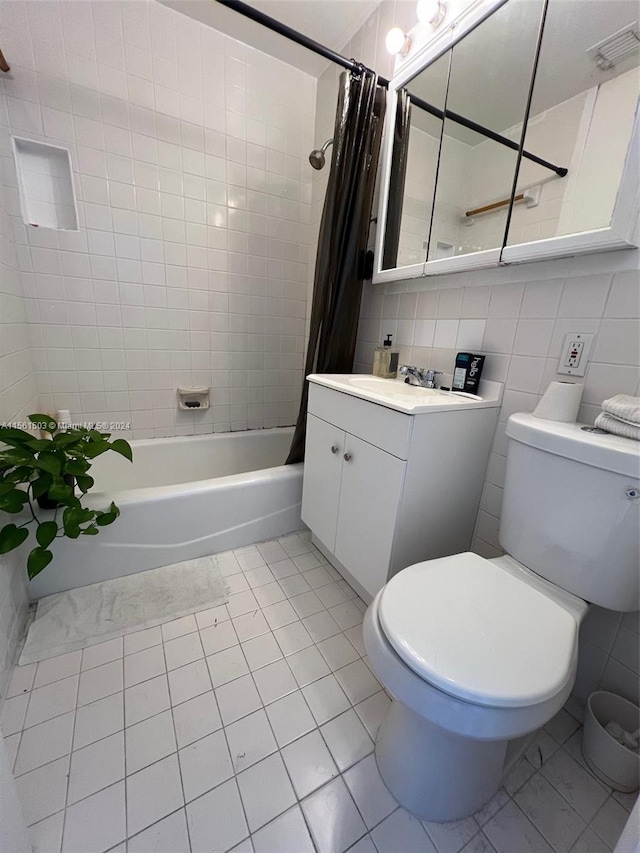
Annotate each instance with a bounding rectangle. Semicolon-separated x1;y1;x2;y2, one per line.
416;0;446;26
385;26;411;56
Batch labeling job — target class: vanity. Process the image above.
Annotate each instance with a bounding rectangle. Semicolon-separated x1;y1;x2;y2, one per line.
301;375;503;601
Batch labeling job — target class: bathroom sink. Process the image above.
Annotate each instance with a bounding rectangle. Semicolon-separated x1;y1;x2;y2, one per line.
307;374;503;414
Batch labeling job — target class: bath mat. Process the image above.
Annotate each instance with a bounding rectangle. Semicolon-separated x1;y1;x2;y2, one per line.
20;554;230;665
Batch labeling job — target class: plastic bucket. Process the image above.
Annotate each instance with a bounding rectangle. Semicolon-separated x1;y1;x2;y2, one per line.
582;691;640;792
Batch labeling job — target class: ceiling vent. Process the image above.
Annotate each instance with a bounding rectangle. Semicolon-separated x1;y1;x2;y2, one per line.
587;22;640;70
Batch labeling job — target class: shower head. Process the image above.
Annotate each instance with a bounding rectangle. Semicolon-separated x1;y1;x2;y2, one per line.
309;138;334;170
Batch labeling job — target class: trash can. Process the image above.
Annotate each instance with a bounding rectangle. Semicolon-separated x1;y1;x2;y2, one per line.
582;691;640;792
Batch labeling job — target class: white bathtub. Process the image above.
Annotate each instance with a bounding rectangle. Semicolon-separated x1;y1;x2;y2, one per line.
29;428;303;600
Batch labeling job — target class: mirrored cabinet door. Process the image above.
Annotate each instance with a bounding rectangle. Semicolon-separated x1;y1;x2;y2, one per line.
380;51;450;272
504;0;640;251
427;0;546;267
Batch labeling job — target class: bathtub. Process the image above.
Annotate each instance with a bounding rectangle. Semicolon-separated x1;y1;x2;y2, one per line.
29;428;303;600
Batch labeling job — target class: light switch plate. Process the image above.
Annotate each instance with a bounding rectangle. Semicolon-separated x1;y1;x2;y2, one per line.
557;332;595;377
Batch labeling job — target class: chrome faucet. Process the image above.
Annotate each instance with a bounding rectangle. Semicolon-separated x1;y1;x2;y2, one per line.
399;365;442;389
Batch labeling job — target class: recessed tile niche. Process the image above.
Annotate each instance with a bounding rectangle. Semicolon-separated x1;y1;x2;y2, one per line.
12;136;79;231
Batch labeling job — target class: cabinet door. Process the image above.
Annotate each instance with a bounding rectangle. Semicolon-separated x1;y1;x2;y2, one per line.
334;434;406;600
301;414;345;552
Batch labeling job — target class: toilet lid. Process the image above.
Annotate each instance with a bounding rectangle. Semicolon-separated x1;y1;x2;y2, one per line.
378;552;578;708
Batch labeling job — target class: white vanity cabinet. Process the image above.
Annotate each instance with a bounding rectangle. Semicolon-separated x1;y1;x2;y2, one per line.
301;377;502;602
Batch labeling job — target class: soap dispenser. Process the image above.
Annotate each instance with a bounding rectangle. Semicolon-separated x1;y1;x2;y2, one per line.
373;334;399;379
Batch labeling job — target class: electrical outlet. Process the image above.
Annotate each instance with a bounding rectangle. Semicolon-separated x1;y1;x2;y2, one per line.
557;332;595;377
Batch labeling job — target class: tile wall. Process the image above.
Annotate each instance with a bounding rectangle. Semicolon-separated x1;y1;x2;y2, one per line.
0;0;317;438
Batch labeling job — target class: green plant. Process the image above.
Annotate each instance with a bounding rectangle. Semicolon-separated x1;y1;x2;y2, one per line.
0;414;133;579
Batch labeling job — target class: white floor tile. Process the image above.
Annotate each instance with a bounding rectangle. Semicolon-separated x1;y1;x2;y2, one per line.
287;646;330;688
539;749;609;820
422;813;481;853
238;752;297;832
233;610;271;642
344;625;365;657
179;728;234;802
126;753;184;837
354;691;390;739
273;621;313;656
195;603;230;630
173;689;222;747
242;633;283;670
371;809;436;853
225;708;278;773
321;710;373;772
302;776;367;853
25;675;79;727
291;590;325;618
335;661;380;705
318;634;360;671
251;805;315;853
343;755;398;830
127;808;190;853
34;652;82;689
124;627;162;656
207;645;250;687
473;790;510;828
293;552;322;572
265;690;316;747
167;658;212;706
227;589;260;618
253;659;297;704
161;614;198;642
73;693;124;750
315;583;349;609
163;632;204;671
329;602;363;631
515;774;586;852
258;541;288;563
278;534;310;558
124;646;166;689
303;611;341;642
81;638;123;671
216;552;242;577
0;693;29;735
569;827;611;853
484;801;554;853
302;674;351;725
124;674;170;728
62;781;126;853
245;565;276;588
237;547;267;571
268;558;300;579
29;810;64;853
227;573;251;596
67;730;125;805
502;756;536;795
589;797;630;849
77;661;122;706
525;730;560;769
14;711;75;776
346;836;378;853
15;756;70;826
459;834;498;853
215;673;262;726
7;664;37;699
279;573;312;597
186;779;248;853
282;730;338;799
544;709;580;745
200;620;239;655
253;581;287;608
262;600;298;630
125;709;176;774
304;567;335;590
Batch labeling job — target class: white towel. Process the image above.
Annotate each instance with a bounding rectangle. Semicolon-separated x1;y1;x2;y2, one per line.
602;394;640;425
594;411;640;442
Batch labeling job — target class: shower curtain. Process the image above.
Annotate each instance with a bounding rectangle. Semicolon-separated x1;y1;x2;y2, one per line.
382;89;412;269
285;67;386;465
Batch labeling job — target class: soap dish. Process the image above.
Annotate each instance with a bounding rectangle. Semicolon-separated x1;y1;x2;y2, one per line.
177;387;210;410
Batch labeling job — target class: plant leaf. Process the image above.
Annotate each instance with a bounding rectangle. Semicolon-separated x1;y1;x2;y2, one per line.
0;524;29;554
47;480;74;501
36;521;58;549
27;547;53;579
81;524;99;536
28;414;58;434
35;453;62;475
64;459;90;476
0;490;30;513
31;474;53;498
75;474;94;493
109;439;133;462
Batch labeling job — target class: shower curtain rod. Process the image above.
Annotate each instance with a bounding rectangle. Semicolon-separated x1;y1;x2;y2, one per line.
215;0;567;178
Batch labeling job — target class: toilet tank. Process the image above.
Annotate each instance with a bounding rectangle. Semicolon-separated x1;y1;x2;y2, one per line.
500;413;640;612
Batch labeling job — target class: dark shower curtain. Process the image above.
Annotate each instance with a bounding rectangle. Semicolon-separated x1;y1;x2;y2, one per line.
382;89;412;269
285;67;386;465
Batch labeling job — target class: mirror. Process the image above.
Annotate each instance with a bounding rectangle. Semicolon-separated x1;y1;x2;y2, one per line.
381;51;450;271
506;0;640;247
428;0;546;262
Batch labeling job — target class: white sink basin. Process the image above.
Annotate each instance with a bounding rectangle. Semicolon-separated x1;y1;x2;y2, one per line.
307;374;503;414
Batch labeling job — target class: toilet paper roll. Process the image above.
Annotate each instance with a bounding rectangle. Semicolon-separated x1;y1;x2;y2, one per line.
532;381;583;423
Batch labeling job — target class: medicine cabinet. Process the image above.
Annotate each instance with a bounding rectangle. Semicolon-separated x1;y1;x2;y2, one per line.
373;0;640;284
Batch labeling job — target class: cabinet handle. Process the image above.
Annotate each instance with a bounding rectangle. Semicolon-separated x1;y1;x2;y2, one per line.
331;445;339;454
343;452;352;462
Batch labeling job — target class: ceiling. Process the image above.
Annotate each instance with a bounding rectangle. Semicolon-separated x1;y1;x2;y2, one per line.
407;0;640;144
160;0;380;76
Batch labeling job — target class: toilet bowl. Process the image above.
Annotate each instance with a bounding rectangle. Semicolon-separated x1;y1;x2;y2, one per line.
364;552;588;821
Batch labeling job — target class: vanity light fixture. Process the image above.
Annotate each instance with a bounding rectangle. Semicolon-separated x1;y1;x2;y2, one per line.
385;26;412;57
416;0;447;27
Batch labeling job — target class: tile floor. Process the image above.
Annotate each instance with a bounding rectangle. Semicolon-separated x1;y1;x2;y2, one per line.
1;531;636;853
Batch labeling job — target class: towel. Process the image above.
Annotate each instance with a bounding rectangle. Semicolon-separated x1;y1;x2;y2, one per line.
602;394;640;425
594;411;640;441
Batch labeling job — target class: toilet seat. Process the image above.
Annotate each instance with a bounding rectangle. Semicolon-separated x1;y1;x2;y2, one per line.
378;552;579;709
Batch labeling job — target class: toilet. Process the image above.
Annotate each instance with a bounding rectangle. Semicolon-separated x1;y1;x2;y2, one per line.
364;412;640;822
